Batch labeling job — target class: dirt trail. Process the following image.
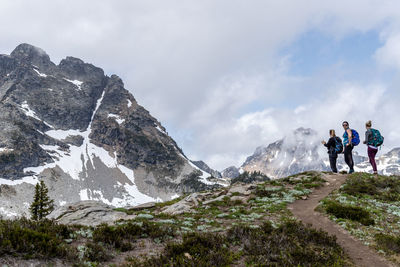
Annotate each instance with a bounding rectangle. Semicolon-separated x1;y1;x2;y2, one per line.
288;173;396;267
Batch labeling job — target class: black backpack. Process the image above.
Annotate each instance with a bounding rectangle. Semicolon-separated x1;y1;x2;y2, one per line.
334;137;343;153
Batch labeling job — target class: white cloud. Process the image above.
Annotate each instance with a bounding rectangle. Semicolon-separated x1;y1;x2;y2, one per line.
1;0;400;170
375;34;400;69
189;82;397;170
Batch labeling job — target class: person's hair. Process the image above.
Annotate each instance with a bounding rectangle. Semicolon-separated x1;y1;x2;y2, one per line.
342;121;349;126
329;129;336;137
366;120;372;127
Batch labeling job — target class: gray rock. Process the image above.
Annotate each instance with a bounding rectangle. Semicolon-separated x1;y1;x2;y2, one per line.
161;201;192;215
202;195;227;205
62;135;84;146
127;202;156;211
228;184;253;196
222;166;240;179
230;195;247;203
159;192;208;215
48;201;136;226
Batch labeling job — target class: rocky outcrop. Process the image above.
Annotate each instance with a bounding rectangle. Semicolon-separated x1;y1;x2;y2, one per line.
48;201;137;226
222;166;240;179
0;43;221;218
161;183;254;215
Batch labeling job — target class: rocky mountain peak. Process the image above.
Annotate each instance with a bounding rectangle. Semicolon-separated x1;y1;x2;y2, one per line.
10;43;54;70
0;43;222;218
58;56;104;82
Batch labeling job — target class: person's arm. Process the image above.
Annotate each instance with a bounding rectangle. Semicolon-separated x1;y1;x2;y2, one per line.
325;137;334;148
346;129;352;146
364;130;371;144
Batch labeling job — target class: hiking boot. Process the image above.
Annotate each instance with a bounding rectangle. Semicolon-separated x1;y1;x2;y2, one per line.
348;169;355;174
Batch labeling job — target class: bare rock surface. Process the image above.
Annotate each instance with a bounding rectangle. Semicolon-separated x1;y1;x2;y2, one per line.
48;200;136;226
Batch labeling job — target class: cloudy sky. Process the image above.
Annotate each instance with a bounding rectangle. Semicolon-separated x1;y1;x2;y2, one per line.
1;0;400;170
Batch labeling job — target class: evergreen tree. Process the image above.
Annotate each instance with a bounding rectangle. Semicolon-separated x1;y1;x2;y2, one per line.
30;181;54;221
30;183;41;221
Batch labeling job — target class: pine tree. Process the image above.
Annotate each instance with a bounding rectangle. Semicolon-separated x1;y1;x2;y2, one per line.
30;182;41;221
30;181;54;221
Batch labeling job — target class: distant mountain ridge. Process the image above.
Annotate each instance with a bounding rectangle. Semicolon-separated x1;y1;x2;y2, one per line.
0;43;221;218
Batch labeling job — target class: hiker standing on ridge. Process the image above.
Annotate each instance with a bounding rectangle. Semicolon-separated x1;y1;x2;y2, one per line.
363;120;384;176
322;129;343;173
342;121;360;174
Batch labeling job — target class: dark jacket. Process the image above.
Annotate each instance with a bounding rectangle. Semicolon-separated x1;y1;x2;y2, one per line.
324;136;341;157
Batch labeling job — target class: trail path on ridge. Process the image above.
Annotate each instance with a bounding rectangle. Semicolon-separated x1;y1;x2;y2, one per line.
288;173;396;267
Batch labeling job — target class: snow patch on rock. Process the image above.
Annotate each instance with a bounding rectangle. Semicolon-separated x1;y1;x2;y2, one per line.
33;68;47;77
64;78;83;90
108;114;125;125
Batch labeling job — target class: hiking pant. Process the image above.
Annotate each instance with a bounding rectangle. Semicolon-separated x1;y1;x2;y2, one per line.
368;146;378;173
329;156;338;173
344;144;354;171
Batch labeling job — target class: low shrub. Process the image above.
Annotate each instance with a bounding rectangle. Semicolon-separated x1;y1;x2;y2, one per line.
83;242;112;262
325;201;374;226
93;221;175;251
227;220;347;266
129;232;236;266
0;218;74;259
375;233;400;253
341;173;400;201
254;186;284;198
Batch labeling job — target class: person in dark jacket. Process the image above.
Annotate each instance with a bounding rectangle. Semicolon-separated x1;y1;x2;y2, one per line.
342;121;355;174
363;120;378;176
322;129;342;173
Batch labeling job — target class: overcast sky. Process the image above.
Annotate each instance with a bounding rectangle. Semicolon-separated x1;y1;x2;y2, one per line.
2;0;400;171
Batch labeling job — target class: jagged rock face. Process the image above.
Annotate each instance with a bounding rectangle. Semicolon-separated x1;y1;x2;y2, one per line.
0;43;220;218
222;166;240;179
191;160;222;178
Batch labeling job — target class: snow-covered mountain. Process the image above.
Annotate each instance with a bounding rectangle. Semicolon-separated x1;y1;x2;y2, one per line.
0;44;221;218
241;128;328;178
240;127;400;179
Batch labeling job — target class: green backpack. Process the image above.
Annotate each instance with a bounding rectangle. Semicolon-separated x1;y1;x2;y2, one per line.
369;129;384;147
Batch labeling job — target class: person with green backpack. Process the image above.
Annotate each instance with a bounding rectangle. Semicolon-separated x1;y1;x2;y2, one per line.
363;120;384;175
